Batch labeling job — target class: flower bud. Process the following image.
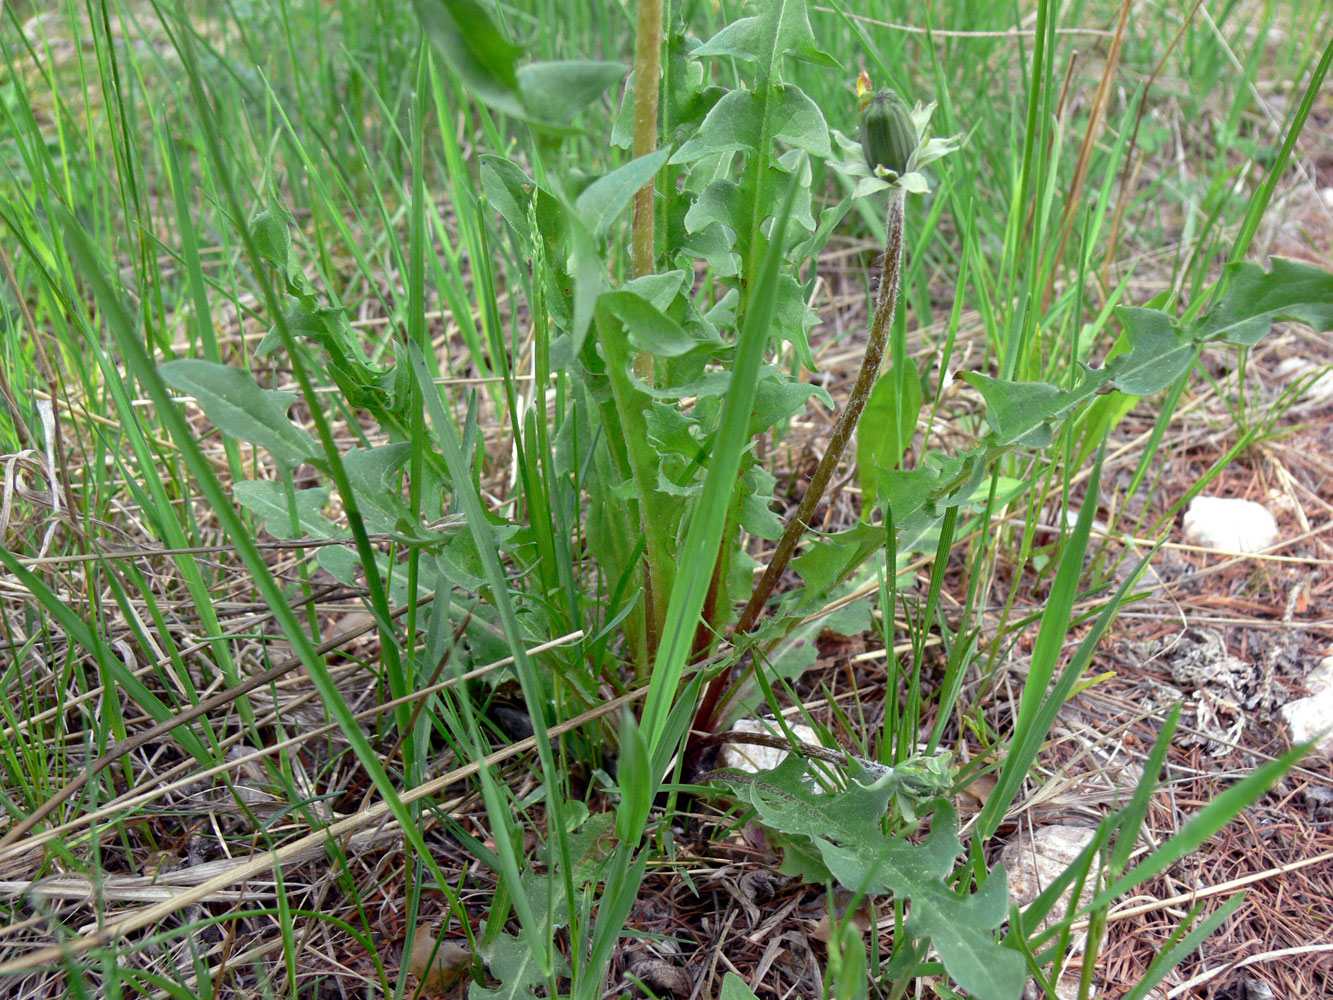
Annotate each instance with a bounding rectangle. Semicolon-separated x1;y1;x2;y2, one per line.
857;72;917;178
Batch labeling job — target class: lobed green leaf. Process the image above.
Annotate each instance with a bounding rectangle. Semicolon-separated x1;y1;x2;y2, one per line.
158;360;321;470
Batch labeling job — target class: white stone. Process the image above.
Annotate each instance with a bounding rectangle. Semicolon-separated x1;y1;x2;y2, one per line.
1281;688;1333;757
1307;655;1333;696
1182;496;1278;553
1024;977;1101;1000
1280;654;1333;758
1002;825;1098;911
1273;357;1333;404
719;718;820;773
1002;825;1098;957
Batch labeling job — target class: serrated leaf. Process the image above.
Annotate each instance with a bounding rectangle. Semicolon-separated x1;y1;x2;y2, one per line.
958;369;1109;447
693;14;767;61
622;269;689;311
718;757;1023;1000
537;812;615;885
598;289;711;357
684;179;742;235
414;0;524;118
517;60;625;125
644;401;699;456
790;192;854;261
233;481;337;540
750;376;821;436
341;443;413;533
904;864;1025;1000
159;360;320;469
1109;306;1196;395
1191;257;1333;345
771;153;818;230
470;931;544;1000
630;368;734;400
692;2;836;69
772;273;818;367
479;155;534;238
791;522;881;609
960;374;1062;447
739;466;783;541
679;222;739;276
670;89;761;163
574;148;672;237
772;84;830;158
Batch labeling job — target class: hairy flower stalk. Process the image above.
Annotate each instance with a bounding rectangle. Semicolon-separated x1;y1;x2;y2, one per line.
690;72;951;743
692;187;908;735
631;0;664;657
735;189;906;638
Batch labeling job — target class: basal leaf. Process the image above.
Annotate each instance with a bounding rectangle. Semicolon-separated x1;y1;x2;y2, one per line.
610;69;637;149
517;60;625;125
905;864;1025;1000
773;273;818;366
958;369;1108;447
639;177;802;750
248;204;302;289
341;443;413;533
739;466;783;541
1191;257;1333;345
790;522;882;611
679;222;739;276
720;973;763;1000
315;544;361;587
470;930;544;1000
566;220;604;356
713;754;1021;1000
629;368;733;400
622;269;690;311
159;359;321;469
692;14;767;61
750;376;824;436
644;401;698;456
574;148;672;237
857;365;922;510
